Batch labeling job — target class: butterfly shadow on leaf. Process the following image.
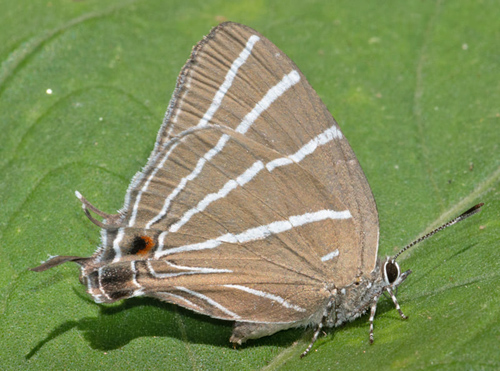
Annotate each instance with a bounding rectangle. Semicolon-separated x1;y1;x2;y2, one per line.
26;291;301;359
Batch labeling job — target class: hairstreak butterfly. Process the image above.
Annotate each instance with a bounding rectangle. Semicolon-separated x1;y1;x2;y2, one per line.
31;22;483;357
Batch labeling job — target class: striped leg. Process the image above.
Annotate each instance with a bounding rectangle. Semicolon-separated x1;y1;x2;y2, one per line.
301;299;334;358
368;295;379;344
386;287;408;320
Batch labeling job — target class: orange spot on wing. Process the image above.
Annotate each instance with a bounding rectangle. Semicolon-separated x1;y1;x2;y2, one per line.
137;236;155;255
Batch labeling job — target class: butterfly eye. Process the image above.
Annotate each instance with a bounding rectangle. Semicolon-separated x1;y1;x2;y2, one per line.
383;259;400;284
130;235;155;256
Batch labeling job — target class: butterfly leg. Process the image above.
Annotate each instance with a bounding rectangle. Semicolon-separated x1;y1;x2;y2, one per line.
386;287;408;320
368;295;379;344
300;299;334;358
301;322;323;358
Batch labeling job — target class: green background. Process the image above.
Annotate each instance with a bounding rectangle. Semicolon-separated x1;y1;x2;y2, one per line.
1;0;499;370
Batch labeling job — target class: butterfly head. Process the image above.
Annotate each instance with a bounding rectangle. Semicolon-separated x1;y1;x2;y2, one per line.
381;257;411;288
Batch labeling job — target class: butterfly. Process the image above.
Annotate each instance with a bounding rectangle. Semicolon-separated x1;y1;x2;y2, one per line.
31;22;482;357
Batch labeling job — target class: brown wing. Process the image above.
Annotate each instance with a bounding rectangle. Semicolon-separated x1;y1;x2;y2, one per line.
120;22;378;277
34;22;379;325
88;22;379;322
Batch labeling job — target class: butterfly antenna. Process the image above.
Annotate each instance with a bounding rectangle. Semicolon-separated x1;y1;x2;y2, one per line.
393;203;484;261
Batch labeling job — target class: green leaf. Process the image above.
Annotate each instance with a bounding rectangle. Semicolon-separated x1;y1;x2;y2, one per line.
1;1;498;370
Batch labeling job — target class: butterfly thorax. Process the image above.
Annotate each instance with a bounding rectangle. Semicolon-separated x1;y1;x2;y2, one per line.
327;260;384;328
